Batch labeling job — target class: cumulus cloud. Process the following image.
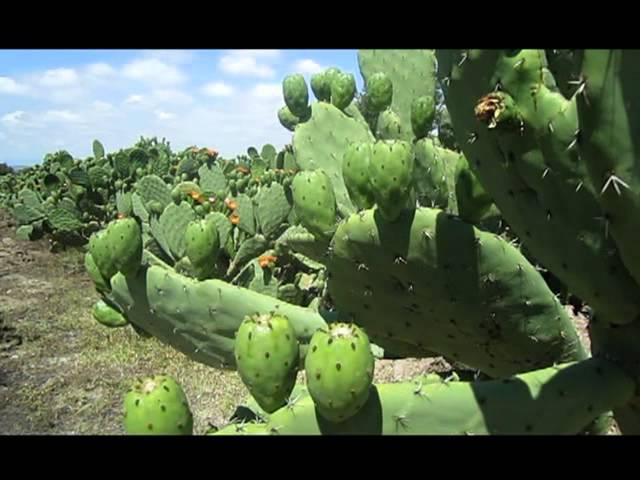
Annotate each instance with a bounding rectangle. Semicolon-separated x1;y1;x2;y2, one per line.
85;62;117;77
0;77;29;95
250;83;281;99
293;59;323;74
201;81;234;97
151;89;194;105
154;110;175;121
219;50;280;78
38;68;79;87
122;58;186;85
124;94;145;105
43;110;82;123
1;110;26;126
143;50;197;64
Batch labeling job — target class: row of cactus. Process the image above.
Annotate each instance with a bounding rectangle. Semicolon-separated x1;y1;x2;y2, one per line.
7;49;639;435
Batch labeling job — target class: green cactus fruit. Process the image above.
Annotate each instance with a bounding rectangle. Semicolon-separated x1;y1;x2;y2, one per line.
366;72;393;113
283;74;310;119
342;143;375;210
184;218;220;280
147;200;164;215
369;141;415;221
88;229;118;281
92;300;128;328
291;169;337;240
331;73;356;111
108;218;143;276
123;375;193;435
411;96;436;139
310;71;332;102
234;313;300;413
305;323;375;423
376;109;405;140
278;106;300;132
84;252;111;293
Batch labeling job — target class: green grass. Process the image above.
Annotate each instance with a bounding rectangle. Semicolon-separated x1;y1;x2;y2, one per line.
0;245;244;434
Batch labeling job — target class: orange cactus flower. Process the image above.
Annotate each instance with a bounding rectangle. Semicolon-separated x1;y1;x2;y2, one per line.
258;254;278;268
225;198;238;210
117;212;126;220
205;148;218;157
229;212;241;225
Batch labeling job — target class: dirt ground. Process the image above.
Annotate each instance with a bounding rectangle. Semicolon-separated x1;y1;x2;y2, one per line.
0;209;615;435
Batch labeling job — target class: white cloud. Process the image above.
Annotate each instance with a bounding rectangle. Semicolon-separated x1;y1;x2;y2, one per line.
85;62;116;77
122;58;186;85
38;68;79;87
44;110;82;123
0;77;29;95
250;83;282;100
219;50;279;78
1;110;26;126
124;94;144;105
144;50;197;64
92;100;115;112
154;110;175;121
151;89;194;105
201;81;234;97
293;59;323;74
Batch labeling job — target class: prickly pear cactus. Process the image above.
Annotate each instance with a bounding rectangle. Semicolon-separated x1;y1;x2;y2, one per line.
123;375;193;435
305;323;375;423
358;49;438;140
234;313;300;413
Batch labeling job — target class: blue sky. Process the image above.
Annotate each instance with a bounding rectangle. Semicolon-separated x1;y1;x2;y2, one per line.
0;49;361;166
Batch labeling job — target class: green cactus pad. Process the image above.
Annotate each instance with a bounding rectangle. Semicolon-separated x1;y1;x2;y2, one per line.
326;207;587;376
436;49;640;326
107;254;330;368
213;359;633;435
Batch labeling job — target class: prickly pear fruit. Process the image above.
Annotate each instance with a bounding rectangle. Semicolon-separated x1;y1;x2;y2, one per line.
324;67;342;86
108;217;143;276
234;313;300;413
331;73;356;111
311;71;332;102
283;74;310;119
411;95;435;139
305;323;375;423
376;109;405;140
88;229;117;281
92;300;128;328
342;143;375;210
369;140;415;221
278;106;300;132
184;218;220;280
84;252;111;293
123;375;193;435
366;72;393;113
291;169;337;240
